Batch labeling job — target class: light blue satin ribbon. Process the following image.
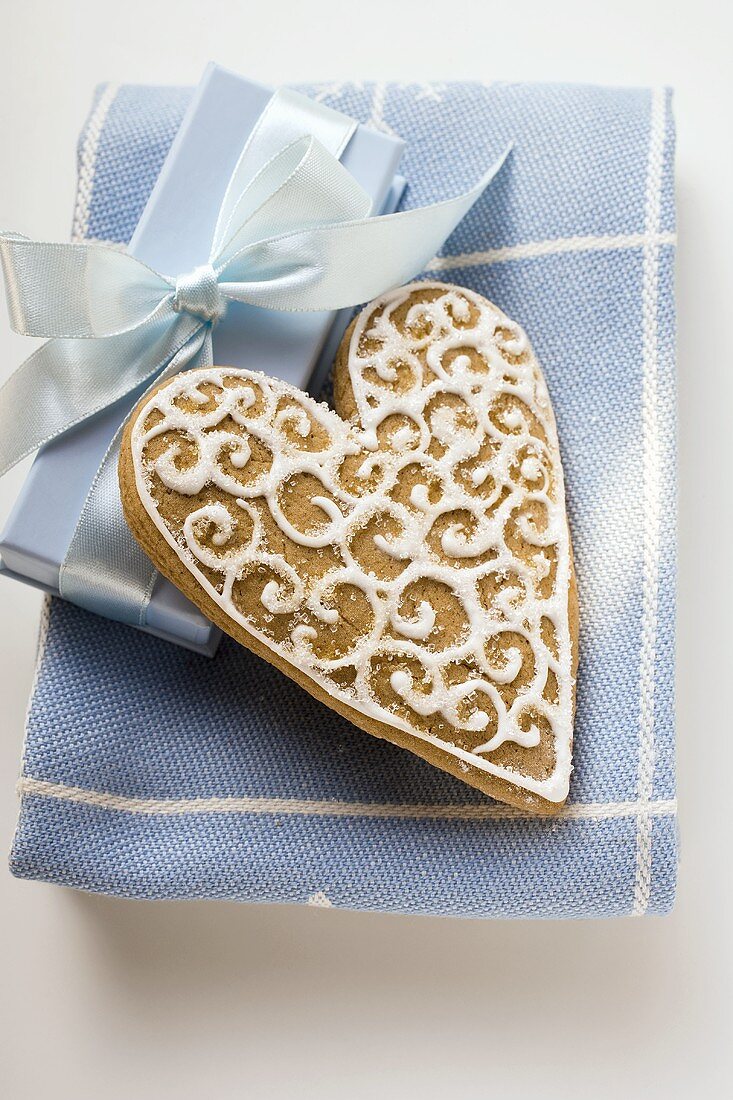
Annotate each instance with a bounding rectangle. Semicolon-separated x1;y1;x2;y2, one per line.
0;88;509;626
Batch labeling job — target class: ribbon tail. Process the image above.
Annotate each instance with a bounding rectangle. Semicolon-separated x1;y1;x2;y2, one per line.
217;145;512;313
0;307;198;478
59;326;211;626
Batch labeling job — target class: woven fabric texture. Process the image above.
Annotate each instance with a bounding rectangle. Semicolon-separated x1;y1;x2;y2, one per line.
10;80;677;918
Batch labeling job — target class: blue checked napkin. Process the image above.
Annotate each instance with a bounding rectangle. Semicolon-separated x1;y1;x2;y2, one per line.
10;80;677;917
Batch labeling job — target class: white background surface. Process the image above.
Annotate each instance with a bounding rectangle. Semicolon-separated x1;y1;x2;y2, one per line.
1;1;731;1096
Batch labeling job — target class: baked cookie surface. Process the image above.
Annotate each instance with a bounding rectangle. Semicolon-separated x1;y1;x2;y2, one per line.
120;283;578;813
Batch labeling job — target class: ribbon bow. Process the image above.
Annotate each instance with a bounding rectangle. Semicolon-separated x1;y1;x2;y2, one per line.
0;88;509;628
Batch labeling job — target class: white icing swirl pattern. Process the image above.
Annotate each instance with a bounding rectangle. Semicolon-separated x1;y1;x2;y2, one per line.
130;283;574;803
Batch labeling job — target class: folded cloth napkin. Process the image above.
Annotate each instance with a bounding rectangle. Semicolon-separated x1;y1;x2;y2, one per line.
9;80;677;918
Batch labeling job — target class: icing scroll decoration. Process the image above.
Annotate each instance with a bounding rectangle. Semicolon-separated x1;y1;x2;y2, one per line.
131;284;574;802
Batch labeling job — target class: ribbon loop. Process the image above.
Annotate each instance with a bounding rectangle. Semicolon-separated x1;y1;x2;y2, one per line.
173;264;226;325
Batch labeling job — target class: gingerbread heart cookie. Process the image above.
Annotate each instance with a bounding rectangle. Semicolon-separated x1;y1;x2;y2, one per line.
120;283;578;813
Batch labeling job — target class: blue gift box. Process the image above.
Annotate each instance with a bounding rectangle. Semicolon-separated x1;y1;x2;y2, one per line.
0;65;406;654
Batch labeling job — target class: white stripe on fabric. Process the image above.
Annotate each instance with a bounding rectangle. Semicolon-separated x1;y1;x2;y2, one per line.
366;82;400;138
12;598;52;844
633;87;667;916
21;596;51;740
17;776;676;823
71;83;120;243
426;230;675;271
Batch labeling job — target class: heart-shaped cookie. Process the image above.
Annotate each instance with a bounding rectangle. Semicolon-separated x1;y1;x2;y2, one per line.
120;283;578;813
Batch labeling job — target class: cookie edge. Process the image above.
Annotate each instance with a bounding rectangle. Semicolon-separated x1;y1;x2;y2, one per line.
118;292;578;815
